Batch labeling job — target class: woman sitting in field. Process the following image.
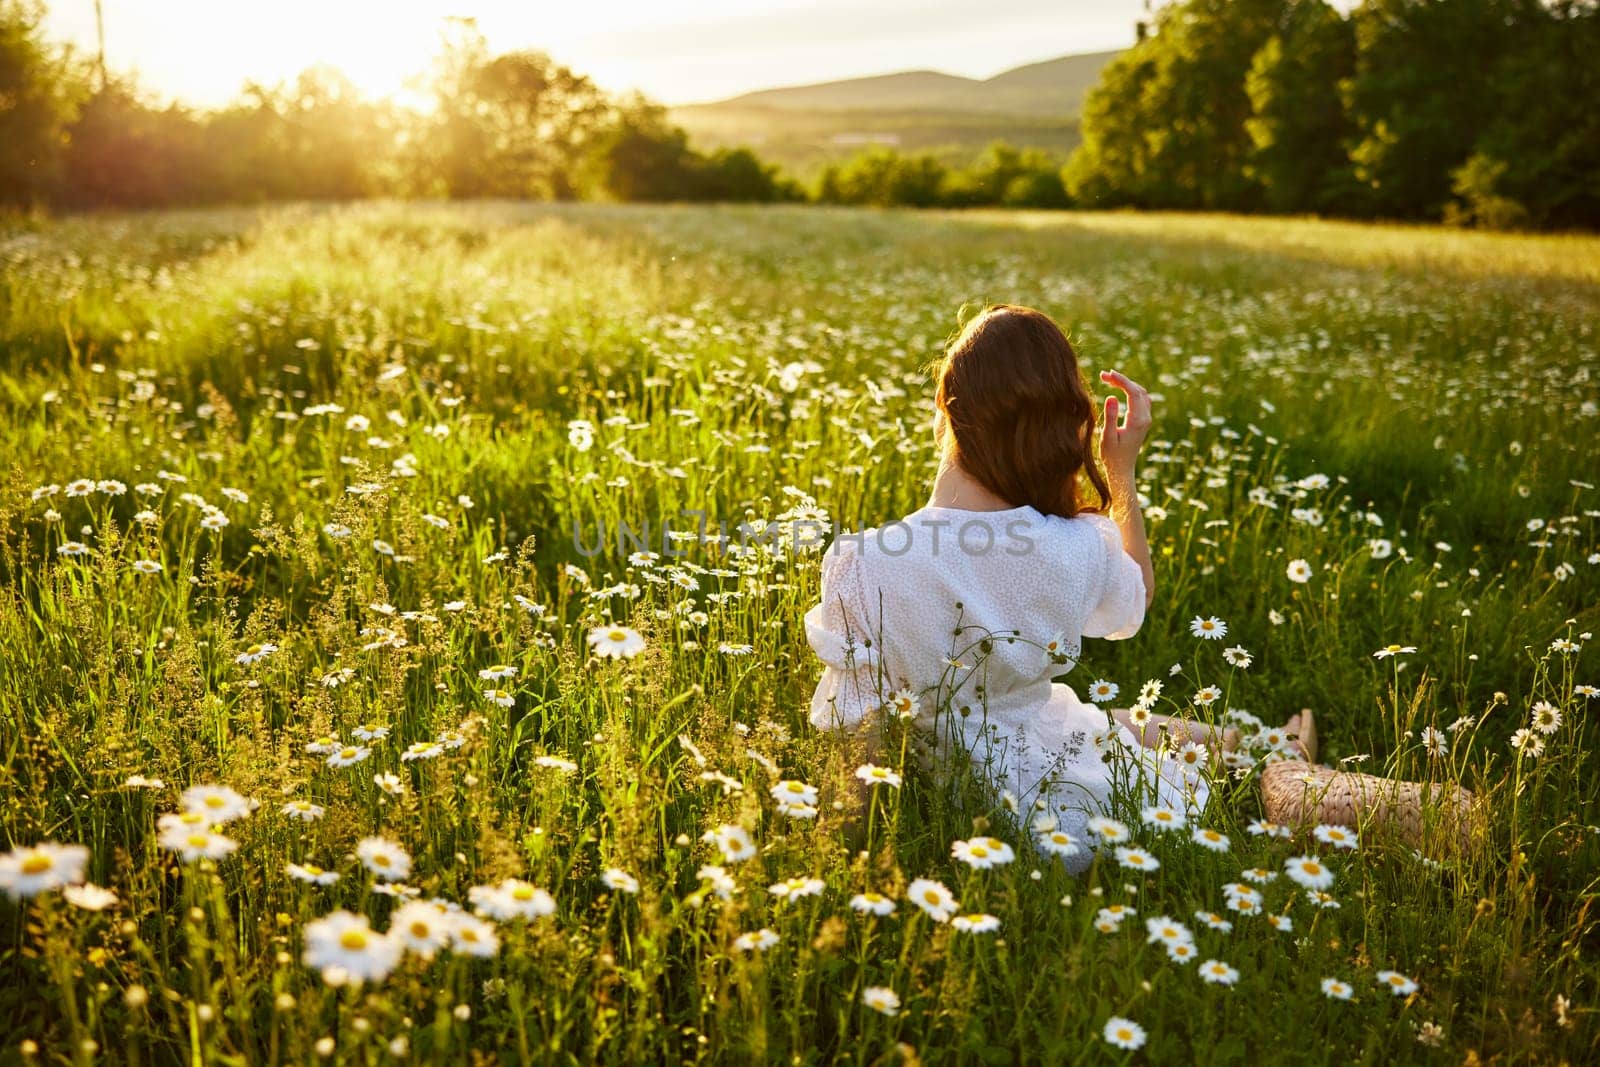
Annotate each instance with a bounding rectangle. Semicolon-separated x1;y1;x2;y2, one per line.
802;304;1317;871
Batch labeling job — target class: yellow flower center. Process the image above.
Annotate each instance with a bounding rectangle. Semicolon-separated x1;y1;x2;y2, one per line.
20;853;52;875
923;890;941;905
512;886;533;900
186;834;210;848
971;845;988;858
204;796;225;809
339;930;369;950
409;921;431;938
339;748;358;759
607;629;626;641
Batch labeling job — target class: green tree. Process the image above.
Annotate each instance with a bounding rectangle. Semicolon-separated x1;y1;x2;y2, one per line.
1244;0;1357;213
423;20;609;200
1449;0;1600;228
1344;0;1535;219
0;0;80;207
1066;0;1289;210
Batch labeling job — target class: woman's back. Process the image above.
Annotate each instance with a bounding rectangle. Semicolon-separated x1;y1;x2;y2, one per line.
805;503;1147;735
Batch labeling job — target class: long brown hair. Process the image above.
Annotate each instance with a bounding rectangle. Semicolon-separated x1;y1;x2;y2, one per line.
934;303;1111;520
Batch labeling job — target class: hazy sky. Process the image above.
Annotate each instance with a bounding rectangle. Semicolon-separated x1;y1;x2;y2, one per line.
43;1;1151;108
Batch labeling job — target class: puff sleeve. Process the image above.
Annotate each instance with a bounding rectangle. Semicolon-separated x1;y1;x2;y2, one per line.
803;536;886;731
1079;511;1147;640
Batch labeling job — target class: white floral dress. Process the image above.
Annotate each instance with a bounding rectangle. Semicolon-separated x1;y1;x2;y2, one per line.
804;503;1207;872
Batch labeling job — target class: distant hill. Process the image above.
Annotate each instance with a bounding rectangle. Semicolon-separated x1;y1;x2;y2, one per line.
669;49;1120;179
703;50;1120;117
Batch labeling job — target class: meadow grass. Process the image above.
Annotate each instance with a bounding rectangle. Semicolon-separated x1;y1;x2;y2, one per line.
0;201;1595;1065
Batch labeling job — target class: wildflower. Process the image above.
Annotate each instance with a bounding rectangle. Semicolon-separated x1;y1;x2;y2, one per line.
449;914;500;957
1087;678;1119;703
1286;559;1313;583
771;780;819;807
1138;679;1164;703
697;866;736;901
305;735;339;755
1190;616;1227;640
1222;645;1252;669
373;773;405;796
1373;644;1417;659
601;868;640;895
390;901;452;960
1085;816;1130;844
1370;538;1393;559
776;801;819;819
303;911;401;985
1144;916;1194;947
326;745;370;769
1313;824;1358;850
849;892;896;916
732;928;780;953
1103;1017;1146;1051
355;837;412;882
1166;940;1199;963
401;741;444;762
57;541;92;556
861;986;900;1016
1417;1021;1444;1047
587;625;646;660
131;559;163;575
907;878;958;923
1268;608;1286;625
1195;911;1232;932
62;883;118;911
1175;742;1209;772
281;800;326;822
287;863;340;886
768;876;826;902
180;785;255;824
1192;828;1230;853
1199;959;1240;986
1193;685;1222;707
1036;829;1082;857
1420;727;1448;758
1246;819;1292;840
0;843;90;898
884;688;917;718
1530;701;1561;735
951;912;1001;933
1321;978;1353;1000
1306;891;1341;909
854;764;902;788
470;879;555;920
707;824;757;863
1510;729;1545;757
159;826;238;863
1141;805;1186;832
351;724;389;741
534;755;578;773
1376;970;1419;996
1267;914;1293;933
1115;846;1159;871
483;688;514;708
951;836;1015;869
1284;855;1334;891
124;775;165;789
234;642;277;665
477;664;517;681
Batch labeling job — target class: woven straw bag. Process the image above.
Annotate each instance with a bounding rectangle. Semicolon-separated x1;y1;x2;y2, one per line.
1260;759;1483;854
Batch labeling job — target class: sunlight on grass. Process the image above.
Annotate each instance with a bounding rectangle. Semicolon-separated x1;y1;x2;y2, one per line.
0;202;1594;1064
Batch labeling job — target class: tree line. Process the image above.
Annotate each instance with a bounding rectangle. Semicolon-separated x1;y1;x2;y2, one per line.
2;0;1595;228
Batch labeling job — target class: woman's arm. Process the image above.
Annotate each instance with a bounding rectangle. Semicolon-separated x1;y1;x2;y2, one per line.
1098;370;1155;611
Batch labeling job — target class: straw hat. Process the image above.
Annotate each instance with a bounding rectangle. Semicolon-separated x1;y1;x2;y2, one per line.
1260;759;1484;854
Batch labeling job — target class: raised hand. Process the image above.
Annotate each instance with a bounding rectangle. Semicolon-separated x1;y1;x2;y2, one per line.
1098;369;1153;482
